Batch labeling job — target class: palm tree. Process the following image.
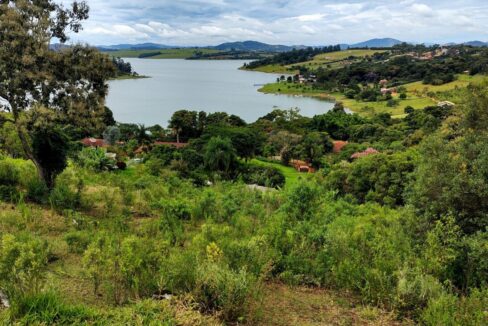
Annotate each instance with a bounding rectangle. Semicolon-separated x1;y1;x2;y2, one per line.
204;137;237;177
136;124;151;145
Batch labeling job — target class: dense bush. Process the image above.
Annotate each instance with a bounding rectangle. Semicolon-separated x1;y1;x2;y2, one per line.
82;234;163;304
238;163;285;188
325;150;418;206
0;234;50;301
75;147;115;171
194;262;259;322
0;159;20;201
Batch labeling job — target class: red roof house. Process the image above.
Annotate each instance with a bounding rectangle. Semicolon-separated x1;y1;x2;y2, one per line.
333;141;348;153
81;138;106;148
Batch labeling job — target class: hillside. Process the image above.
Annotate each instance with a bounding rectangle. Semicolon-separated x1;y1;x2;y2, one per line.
97;43;174;51
349;38;403;48
213;40;299;52
464;40;488;47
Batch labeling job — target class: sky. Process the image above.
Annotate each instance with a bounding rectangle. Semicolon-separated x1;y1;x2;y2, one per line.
62;0;488;46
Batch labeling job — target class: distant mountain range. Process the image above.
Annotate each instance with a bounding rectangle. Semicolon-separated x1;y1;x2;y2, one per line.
463;41;488;47
95;38;407;52
97;43;174;51
347;38;403;48
212;41;305;52
51;38;488;53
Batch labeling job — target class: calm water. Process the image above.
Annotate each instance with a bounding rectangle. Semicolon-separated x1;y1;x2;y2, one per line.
106;59;334;126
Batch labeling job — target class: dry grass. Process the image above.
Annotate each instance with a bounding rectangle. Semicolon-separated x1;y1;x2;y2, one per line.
256;283;411;326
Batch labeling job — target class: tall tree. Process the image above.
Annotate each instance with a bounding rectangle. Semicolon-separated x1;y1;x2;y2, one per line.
0;0;114;188
168;110;199;143
204;137;237;177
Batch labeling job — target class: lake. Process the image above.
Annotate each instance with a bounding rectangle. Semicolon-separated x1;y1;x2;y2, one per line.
106;59;334;126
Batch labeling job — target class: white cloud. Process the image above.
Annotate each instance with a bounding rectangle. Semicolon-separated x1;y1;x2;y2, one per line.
69;0;488;45
410;3;434;16
294;14;326;22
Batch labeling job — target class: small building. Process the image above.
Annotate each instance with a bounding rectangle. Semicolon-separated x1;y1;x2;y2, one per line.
350;147;379;160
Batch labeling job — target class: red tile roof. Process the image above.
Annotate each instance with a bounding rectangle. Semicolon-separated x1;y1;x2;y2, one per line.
154;141;189;149
333;141;348;153
81;138;106;147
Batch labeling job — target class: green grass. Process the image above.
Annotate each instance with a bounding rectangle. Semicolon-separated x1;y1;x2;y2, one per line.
258;82;430;117
259;82;333;98
251;159;309;188
259;74;488;118
245;64;298;74
404;74;486;93
331;93;437;118
110;74;149;80
103;48;220;59
251;49;388;74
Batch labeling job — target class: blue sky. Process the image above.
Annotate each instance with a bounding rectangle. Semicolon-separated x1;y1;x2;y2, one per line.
64;0;488;46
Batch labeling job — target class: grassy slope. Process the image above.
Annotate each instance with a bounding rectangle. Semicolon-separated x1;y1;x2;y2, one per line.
260;283;410;326
250;159;310;188
405;74;486;93
103;48;220;59
249;49;387;74
259;74;486;117
0;159;403;325
1;201;404;326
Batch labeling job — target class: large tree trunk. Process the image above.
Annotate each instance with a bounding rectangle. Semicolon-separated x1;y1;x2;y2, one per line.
13;109;50;189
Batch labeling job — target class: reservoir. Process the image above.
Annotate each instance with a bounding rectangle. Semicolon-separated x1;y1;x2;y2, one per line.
107;59;334;126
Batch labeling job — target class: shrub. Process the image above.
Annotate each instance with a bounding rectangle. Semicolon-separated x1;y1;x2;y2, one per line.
8;291;95;325
238;164;285;188
0;234;50;300
421;289;488;326
49;180;82;210
82;234;163;304
193;262;259;322
159;199;193;221
75;147;114;171
0;159;20;186
323;205;412;305
282;182;319;221
25;176;49;204
395;267;445;318
158;250;198;294
0;160;20;201
64;231;92;254
465;233;488;287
